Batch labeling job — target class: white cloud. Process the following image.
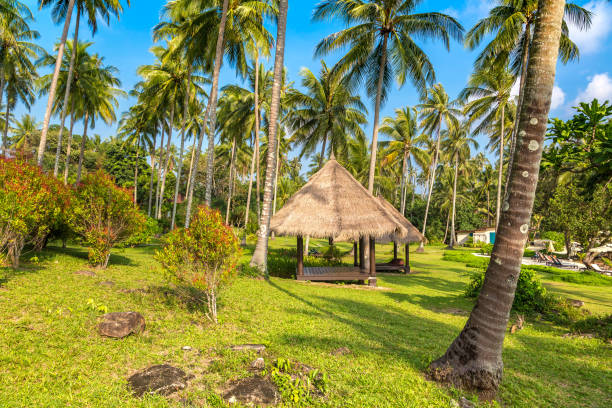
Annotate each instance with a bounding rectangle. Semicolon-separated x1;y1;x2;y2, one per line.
568;1;612;54
551;86;565;110
510;80;564;110
574;73;612;104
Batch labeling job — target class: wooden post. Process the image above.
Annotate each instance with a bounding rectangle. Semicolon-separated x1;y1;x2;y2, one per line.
393;241;398;259
369;236;376;287
297;235;304;277
359;236;365;272
405;243;410;274
353;241;358;266
328;237;334;246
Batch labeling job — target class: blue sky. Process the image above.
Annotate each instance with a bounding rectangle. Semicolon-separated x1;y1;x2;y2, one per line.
17;0;612;158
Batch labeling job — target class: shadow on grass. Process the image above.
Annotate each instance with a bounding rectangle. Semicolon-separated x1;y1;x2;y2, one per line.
37;245;138;267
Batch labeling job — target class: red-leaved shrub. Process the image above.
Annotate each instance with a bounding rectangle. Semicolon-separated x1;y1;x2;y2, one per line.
68;170;145;268
0;158;70;267
156;206;240;323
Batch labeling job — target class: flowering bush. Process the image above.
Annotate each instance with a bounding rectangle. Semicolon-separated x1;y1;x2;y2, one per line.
0;159;70;267
68;171;145;268
156;206;240;323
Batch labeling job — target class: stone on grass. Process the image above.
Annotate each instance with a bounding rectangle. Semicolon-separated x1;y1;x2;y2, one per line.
331;347;351;356
230;344;266;353
128;364;188;397
74;270;96;277
569;299;584;308
99;281;115;287
182;346;192;351
223;376;279;406
250;357;265;371
98;312;145;338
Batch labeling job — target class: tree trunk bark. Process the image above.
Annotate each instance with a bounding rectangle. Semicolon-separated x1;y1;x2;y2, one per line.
3;102;9;153
443;210;450;244
250;0;288;273
134;141;139;207
0;75;5;156
496;104;505;228
185;132;197;203
418;118;442;252
225;135;237;225
273;131;280;216
449;153;459;249
367;33;389;193
204;0;230;207
171;71;192;230
157;101;176;220
504;23;531;198
63;104;76;184
37;0;76;166
254;52;261;224
54;10;80;177
147;129;157;217
319;133;327;167
428;0;566;395
75;111;89;184
244;133;257;238
155;125;165;218
400;151;408;215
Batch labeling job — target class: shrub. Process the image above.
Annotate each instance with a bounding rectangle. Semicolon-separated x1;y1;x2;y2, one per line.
541;231;565;251
523;249;536;258
119;217;160;248
156;206;240;323
479;243;494;255
68;171;145;268
0;159;69;267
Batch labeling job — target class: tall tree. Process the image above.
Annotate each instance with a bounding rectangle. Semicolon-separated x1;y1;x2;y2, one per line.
250;0;287;272
428;0;567;395
417;84;460;251
461;67;514;228
313;0;463;193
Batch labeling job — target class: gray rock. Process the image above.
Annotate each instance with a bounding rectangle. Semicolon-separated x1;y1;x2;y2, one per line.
223;376;279;406
230;344;266;353
74;270;96;277
250;357;265;370
98;312;145;338
331;347;352;356
99;281;115;287
182;346;192;351
459;397;475;408
128;364;188;397
569;299;584;308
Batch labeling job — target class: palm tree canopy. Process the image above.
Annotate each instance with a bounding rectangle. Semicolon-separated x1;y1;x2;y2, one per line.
38;0;130;35
313;0;464;101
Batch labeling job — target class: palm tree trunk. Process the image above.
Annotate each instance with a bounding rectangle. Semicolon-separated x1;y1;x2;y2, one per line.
185;134;197;198
254;52;261;224
225;135;237;225
319;133;327;166
171;71;192;230
449;154;459;249
3;101;10;153
367;33;389;193
133;142;139;207
400;151;408;215
147;129;157;216
243;134;257;244
155;125;165;217
204;0;230;207
63;106;76;184
410;170;416;219
54;10;80;177
0;75;6;156
496;104;505;228
504;24;531;198
418;120;442;252
75;111;89;184
273;135;280;216
428;0;565;394
37;0;76;166
250;0;288;272
486;188;490;227
158;102;176;220
443;210;450;244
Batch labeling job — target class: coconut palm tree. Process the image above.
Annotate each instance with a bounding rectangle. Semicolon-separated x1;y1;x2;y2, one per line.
442;123;478;248
466;0;591;193
250;0;287;272
287;60;367;165
417;84;460;251
9;114;40;152
313;0;464;193
379;106;429;216
36;0;130;167
461;67;515;228
429;0;568;393
2;57;35;153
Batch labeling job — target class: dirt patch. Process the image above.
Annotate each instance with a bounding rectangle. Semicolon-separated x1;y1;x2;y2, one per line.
222;375;279;406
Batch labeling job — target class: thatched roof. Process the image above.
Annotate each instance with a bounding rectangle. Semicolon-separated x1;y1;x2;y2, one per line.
375;196;425;244
270;159;409;241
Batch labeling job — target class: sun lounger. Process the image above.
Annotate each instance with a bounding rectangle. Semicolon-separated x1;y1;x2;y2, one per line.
591;263;612;275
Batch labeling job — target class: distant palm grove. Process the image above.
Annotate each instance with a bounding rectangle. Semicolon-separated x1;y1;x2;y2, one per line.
2;0;612;401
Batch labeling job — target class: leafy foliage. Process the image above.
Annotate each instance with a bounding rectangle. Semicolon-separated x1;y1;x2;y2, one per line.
156;206;240;323
67;171;145;267
0;158;69;267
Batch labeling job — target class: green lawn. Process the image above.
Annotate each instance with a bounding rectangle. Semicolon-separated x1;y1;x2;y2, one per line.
0;239;610;407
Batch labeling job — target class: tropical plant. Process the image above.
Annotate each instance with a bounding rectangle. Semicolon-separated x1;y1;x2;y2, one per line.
313;0;463;193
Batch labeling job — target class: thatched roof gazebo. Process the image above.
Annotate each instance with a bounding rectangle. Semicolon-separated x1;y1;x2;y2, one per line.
270;158;422;285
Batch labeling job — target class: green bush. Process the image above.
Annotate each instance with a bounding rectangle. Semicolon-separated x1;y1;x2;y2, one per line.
523;249;536;257
480;243;494;255
541;231;565;251
156;206;240;323
68;171;145;268
119;217;160;247
571;314;612;341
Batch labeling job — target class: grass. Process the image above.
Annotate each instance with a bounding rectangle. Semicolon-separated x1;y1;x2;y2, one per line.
0;240;610;407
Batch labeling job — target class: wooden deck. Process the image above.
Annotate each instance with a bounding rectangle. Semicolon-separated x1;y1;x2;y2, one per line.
298;266;370;281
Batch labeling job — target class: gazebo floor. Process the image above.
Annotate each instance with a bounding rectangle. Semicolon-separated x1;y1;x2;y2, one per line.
298;266;371;281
